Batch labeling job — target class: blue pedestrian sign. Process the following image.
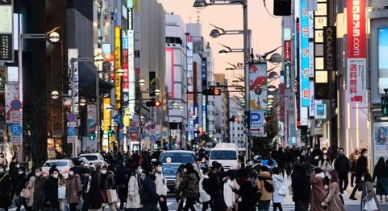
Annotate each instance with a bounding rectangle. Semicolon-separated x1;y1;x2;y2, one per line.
113;115;122;124
10;124;22;136
67;127;77;136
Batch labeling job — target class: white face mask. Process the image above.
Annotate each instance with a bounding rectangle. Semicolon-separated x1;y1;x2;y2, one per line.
53;174;59;178
157;167;162;172
0;169;4;173
363;153;368;157
101;170;107;174
323;150;327;154
361;176;365;181
19;171;24;175
16;164;20;168
35;172;41;177
183;168;187;173
138;168;143;174
323;156;327;160
69;171;74;176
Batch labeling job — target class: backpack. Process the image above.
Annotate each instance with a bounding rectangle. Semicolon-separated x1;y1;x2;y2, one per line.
263;180;274;193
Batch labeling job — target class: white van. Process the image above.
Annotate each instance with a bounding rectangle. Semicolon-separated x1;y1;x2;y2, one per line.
209;143;241;170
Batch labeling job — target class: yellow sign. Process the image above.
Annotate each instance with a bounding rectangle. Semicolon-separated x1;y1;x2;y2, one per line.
134;0;140;14
115;26;122;109
103;98;111;131
123;107;130;126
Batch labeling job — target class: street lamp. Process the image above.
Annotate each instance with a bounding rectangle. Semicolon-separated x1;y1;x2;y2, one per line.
51;91;60;100
267;85;278;92
79;98;87;107
155;89;161;96
117;68;124;76
193;0;207;7
138;79;146;87
218;43;244;55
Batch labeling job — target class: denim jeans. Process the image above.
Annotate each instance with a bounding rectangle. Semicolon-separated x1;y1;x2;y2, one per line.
257;200;270;211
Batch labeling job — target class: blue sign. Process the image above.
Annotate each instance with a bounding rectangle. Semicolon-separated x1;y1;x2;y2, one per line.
300;0;310;107
67;113;76;122
130;127;137;133
11;100;22;110
113;115;122;124
10;124;22;136
250;111;263;127
150;135;156;141
87;119;96;128
316;104;325;115
67;127;77;136
119;133;125;140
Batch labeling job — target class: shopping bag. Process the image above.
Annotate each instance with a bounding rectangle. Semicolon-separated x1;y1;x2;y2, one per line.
278;183;288;196
20;188;31;199
364;197;378;211
58;186;66;200
288;185;293;195
107;189;118;203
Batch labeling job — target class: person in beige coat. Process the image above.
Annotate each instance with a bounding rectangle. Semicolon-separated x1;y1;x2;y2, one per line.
322;170;346;211
310;167;327;211
126;164;142;211
256;167;274;211
66;168;82;211
27;174;36;208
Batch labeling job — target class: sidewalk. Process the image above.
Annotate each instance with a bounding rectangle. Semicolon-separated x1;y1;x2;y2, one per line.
281;175;386;206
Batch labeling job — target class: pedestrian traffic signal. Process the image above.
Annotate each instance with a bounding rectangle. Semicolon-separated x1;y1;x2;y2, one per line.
108;129;113;137
202;88;221;96
89;132;96;140
146;100;162;107
244;111;250;129
382;96;388;116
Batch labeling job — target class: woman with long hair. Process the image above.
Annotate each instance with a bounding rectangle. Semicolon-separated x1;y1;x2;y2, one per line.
321;170;346;211
318;153;333;177
175;164;185;211
362;172;381;211
223;170;238;211
373;157;388;203
310;167;326;211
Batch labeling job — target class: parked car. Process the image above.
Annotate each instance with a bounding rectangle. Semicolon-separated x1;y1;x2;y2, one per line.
79;153;108;167
42;159;75;178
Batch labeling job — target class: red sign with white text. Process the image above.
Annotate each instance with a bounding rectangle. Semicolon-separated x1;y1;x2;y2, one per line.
283;41;291;61
347;0;366;58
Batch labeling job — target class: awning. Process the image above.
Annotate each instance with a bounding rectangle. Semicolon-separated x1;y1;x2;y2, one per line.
78;61;114;94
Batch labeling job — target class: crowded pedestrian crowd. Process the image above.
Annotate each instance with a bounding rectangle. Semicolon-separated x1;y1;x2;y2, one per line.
0;145;385;211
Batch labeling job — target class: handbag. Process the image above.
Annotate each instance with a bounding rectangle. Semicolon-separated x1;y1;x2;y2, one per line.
288;185;293;195
278;182;288;196
107;189;118;203
58;186;66;200
20;182;31;199
364;185;378;211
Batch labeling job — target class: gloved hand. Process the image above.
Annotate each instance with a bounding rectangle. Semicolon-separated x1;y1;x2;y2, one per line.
176;195;180;203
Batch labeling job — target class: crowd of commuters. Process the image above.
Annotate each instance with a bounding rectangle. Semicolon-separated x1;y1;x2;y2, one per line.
0;145;386;211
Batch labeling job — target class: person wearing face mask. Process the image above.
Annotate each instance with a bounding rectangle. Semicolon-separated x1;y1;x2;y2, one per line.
43;168;60;210
153;161;168;211
349;148;360;187
140;166;165;211
66;167;82;211
32;167;47;211
0;164;11;211
0;153;7;167
99;165;117;211
175;164;185;211
126;164;143;211
230;168;257;211
208;163;223;211
333;148;350;194
14;166;28;211
350;148;369;200
175;163;199;211
318;153;333;178
9;158;20;203
81;169;91;211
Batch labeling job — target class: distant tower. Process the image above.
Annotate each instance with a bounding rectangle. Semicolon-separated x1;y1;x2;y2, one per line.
196;10;201;23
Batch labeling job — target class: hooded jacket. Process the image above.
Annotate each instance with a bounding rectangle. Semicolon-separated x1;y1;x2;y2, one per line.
66;174;82;203
256;171;274;201
272;174;286;203
199;174;211;203
176;171;199;197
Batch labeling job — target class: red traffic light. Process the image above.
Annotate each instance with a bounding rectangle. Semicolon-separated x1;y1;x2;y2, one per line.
234;117;238;122
203;88;221;96
154;101;161;107
229;116;239;122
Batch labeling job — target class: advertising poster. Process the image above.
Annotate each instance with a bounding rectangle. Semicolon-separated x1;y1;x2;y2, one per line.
347;0;366;104
249;62;267;111
166;48;174;99
378;27;388;94
0;0;13;62
373;123;388;167
87;104;97;132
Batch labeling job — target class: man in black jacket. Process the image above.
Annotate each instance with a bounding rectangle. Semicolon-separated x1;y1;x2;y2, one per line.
334;148;350;194
140;166;164;211
208;164;223;211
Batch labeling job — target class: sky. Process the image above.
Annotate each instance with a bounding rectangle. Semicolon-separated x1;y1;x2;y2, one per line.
157;0;283;82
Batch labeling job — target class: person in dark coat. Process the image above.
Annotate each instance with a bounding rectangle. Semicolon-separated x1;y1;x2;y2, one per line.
115;161;129;210
32;167;47;211
208;163;223;211
140;166;164;211
44;167;60;209
9;157;20;203
0;164;11;211
333;148;350;193
15;166;29;211
81;169;92;211
231;168;257;211
88;170;103;210
350;148;369;200
373;157;388;202
291;161;311;211
100;165;116;211
275;147;286;177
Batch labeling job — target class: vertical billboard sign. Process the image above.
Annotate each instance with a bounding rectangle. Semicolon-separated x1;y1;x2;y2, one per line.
378;27;388;94
122;35;129;102
187;35;194;137
165;48;174;99
373;122;388;168
283;40;291;61
0;0;13;62
103;98;111;131
285;64;291;89
87;104;97;132
347;0;366;104
300;0;310;107
249;62;268;112
115;26;122;108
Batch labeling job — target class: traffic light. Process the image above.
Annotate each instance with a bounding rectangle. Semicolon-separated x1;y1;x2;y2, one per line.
108;129;113;137
202;88;221;96
89;132;96;140
382;96;388;116
273;0;291;16
146;100;162;107
228;116;239;122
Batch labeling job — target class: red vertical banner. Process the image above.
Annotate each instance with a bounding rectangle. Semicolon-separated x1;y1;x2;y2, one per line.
283;40;291;61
